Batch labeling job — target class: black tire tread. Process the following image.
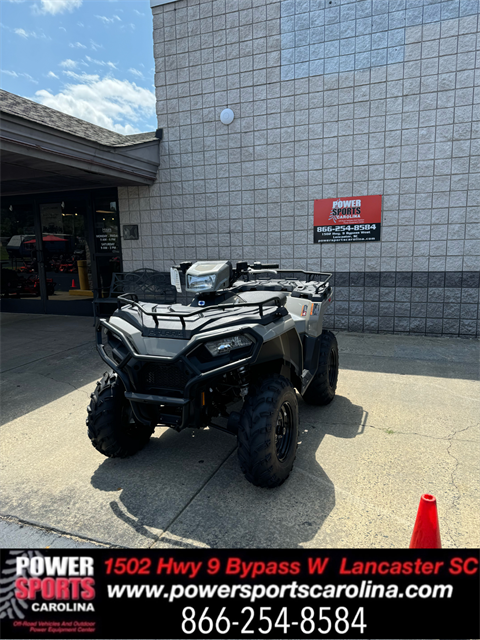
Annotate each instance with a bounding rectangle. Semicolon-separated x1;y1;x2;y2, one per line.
302;330;339;406
86;372;154;458
237;375;298;488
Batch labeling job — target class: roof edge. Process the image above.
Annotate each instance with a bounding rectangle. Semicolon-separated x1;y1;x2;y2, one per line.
0;89;159;149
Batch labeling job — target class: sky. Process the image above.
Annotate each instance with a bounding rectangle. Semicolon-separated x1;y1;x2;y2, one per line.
0;0;158;135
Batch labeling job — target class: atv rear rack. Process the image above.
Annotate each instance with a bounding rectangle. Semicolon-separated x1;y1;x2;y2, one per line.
242;269;333;285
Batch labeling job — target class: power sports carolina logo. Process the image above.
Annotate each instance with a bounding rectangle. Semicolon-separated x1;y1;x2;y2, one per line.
328;199;362;224
1;551;96;616
0;551;43;619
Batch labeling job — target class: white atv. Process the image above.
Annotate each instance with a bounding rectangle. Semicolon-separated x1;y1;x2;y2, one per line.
87;261;339;488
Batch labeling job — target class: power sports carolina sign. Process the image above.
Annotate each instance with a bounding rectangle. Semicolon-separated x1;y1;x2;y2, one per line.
314;195;382;243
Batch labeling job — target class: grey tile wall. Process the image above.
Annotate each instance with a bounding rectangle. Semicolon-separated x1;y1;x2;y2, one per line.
280;0;480;80
321;270;479;336
118;0;480;337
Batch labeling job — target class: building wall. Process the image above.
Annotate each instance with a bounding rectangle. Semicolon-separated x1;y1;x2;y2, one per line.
119;0;480;337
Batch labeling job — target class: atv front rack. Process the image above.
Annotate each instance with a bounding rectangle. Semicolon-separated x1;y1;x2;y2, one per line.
115;291;288;329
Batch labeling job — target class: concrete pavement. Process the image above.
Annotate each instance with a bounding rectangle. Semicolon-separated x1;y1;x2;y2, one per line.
1;313;478;549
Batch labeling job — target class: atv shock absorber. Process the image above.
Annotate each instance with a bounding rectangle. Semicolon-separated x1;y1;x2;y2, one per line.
237;366;249;399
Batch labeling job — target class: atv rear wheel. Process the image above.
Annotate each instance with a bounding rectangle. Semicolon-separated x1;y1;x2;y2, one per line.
237;375;299;488
87;372;154;458
302;330;339;406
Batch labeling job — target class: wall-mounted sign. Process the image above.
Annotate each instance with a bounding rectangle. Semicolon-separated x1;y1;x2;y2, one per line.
123;225;139;240
314;195;382;243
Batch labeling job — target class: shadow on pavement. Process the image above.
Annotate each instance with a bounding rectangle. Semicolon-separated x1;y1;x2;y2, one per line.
90;395;365;548
337;332;480;382
0;345;106;426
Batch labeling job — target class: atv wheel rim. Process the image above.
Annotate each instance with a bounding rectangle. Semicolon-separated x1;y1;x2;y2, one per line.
275;402;294;462
328;348;338;388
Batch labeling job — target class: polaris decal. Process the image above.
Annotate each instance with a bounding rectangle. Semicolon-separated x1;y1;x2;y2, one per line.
314;195;382;243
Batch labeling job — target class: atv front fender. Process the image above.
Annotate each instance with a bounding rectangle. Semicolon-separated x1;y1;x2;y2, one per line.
254;327;303;390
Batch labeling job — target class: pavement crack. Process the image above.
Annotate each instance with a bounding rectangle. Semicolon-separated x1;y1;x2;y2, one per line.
442;423;477;549
39;373;92;396
0;341;94;375
0;513;120;548
149;445;237;549
302;420;478;442
359;423;478;442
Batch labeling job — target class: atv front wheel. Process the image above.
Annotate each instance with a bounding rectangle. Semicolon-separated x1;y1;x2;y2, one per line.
237;375;299;488
302;330;339;406
87;372;154;458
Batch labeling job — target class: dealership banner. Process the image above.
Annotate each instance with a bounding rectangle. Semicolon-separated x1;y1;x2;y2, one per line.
1;549;478;639
314;195;382;243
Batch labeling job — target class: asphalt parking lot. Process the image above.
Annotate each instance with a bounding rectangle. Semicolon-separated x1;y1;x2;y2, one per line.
1;313;478;549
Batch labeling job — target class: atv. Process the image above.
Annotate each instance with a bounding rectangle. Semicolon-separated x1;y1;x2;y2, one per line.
87;261;339;488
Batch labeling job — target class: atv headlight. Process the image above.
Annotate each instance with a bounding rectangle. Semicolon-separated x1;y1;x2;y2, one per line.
205;334;254;356
187;274;216;291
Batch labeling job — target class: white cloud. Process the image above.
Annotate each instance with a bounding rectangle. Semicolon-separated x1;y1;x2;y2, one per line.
90;39;103;51
13;27;49;39
47;71;59;79
36;0;82;15
133;9;145;16
69;41;87;49
1;69;38;83
85;55;117;70
95;14;121;24
129;68;144;78
33;76;156;135
62;71;100;82
59;59;77;69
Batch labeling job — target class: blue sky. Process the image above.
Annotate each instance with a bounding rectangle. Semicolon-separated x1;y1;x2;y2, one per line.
0;0;158;134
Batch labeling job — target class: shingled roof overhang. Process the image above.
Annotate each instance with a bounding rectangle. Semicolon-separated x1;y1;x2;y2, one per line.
0;90;162;196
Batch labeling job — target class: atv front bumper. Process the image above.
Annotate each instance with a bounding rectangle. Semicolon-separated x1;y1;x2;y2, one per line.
96;319;262;430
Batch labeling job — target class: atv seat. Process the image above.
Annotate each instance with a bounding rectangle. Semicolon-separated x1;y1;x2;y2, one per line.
93;269;177;324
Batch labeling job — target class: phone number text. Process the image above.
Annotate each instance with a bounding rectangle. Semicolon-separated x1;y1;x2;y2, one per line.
181;606;365;635
316;224;377;232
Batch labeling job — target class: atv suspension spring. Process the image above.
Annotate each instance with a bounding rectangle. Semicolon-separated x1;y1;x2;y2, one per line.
237;366;249;399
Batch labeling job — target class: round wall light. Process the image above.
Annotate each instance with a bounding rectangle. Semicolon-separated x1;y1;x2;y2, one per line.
220;108;234;125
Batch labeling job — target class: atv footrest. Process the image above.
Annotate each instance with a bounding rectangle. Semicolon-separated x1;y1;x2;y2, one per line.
124;392;188;406
300;368;314;394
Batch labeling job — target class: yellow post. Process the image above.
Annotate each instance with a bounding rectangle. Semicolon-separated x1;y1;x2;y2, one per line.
69;259;93;297
77;260;89;291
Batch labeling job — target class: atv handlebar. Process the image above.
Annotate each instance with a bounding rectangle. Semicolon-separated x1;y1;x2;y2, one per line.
250;262;279;270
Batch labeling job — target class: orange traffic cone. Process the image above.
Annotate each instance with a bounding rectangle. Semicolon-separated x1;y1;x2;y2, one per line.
409;494;441;548
71;279;77;289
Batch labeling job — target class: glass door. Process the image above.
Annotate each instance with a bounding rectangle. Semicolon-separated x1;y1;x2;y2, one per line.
39;198;94;314
0;201;45;313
